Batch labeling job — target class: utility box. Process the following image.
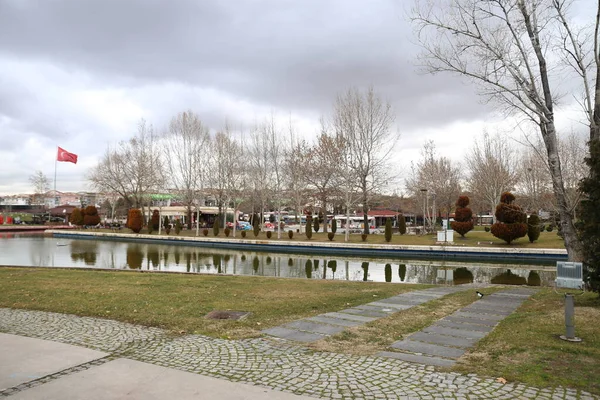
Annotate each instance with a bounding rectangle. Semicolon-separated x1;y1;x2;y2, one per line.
437;230;454;242
556;262;584;290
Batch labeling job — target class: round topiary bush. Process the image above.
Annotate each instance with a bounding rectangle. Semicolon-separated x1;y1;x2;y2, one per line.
484;226;491;232
202;228;209;236
327;232;334;241
266;231;272;239
224;227;231;237
361;234;367;242
288;230;293;239
451;195;474;237
491;192;527;244
241;231;247;238
127;208;143;233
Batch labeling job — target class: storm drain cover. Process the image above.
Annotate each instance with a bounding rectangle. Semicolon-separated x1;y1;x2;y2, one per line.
205;310;251;320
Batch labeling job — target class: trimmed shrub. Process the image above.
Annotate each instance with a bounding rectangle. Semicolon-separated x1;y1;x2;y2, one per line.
70;208;84;226
484;226;491;232
385;263;392;282
399;264;406;281
361;262;369;281
163;216;170;234
83;205;101;226
398;214;406;235
288;230;293;239
213;219;220;236
150;209;160;231
224;227;231;237
546;225;554;232
305;259;313;279
266;231;272;239
491;192;527;244
313;217;320;233
241;231;247;238
327;232;334;241
331;218;337;234
306;218;313;239
451;195;474;237
253;217;260;237
384;218;392;242
175;219;182;235
127;208;143;233
527;213;541;243
361;233;367;242
202;228;209;236
328;260;337;272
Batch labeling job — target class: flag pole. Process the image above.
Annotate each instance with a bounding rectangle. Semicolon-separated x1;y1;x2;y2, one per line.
54;146;58;205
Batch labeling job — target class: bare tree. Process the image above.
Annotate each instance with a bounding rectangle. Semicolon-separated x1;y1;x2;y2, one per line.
406;141;462;231
164;111;210;230
264;115;287;238
411;0;600;260
283;120;309;224
466;132;519;222
302;130;344;233
518;142;554;212
89;119;164;213
333;87;398;235
29;170;50;205
247;119;273;230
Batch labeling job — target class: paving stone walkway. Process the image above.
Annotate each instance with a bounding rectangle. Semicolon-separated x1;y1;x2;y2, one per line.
1;306;598;399
262;286;469;343
377;288;537;368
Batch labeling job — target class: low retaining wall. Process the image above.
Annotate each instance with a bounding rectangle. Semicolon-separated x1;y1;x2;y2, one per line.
48;230;568;264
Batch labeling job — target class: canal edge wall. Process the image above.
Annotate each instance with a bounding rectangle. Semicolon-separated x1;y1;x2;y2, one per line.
48;230;568;263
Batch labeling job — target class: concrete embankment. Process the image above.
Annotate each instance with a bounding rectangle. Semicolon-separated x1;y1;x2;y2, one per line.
48;230;568;263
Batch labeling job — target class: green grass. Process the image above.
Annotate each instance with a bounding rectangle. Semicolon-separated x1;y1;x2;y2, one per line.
92;226;566;249
0;267;427;338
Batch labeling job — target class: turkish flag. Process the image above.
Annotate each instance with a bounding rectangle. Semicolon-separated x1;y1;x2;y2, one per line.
57;147;78;164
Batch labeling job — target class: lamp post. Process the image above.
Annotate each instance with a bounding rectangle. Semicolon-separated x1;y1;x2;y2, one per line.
420;188;427;235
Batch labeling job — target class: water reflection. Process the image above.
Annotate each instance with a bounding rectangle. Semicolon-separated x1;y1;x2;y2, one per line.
0;234;558;285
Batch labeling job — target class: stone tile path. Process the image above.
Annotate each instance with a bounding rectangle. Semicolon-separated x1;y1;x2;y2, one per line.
1;302;598;399
377;288;537;368
262;286;469;343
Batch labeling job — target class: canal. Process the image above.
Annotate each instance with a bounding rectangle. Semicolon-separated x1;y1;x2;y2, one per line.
0;232;557;285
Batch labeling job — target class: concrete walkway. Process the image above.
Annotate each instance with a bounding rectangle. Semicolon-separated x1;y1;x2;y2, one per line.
1;307;598;399
262;286;470;343
0;333;310;400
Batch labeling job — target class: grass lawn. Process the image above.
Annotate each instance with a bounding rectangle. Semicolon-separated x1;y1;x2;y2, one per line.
0;267;425;338
91;226;566;249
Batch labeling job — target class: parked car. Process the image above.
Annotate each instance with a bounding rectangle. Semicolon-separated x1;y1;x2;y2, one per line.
237;221;252;231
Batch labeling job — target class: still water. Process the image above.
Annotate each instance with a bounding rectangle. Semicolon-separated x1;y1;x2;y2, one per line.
0;233;557;286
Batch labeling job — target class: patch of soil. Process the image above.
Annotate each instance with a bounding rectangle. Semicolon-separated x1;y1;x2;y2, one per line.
205;310;251;320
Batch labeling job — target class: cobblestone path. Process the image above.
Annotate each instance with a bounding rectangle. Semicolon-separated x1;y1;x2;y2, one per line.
1;308;597;399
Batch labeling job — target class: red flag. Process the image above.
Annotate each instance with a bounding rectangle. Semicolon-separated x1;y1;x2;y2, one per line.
57;147;78;164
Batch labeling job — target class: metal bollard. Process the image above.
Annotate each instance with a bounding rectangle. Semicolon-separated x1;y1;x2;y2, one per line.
560;294;582;342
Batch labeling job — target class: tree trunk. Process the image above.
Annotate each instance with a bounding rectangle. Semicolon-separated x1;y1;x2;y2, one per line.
542;122;583;261
362;181;369;235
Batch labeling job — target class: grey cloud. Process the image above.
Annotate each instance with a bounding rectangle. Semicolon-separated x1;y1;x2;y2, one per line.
0;0;488;128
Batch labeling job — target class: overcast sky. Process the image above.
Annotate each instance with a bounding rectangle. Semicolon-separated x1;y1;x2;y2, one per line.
0;0;587;196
